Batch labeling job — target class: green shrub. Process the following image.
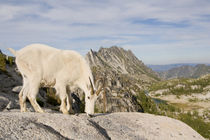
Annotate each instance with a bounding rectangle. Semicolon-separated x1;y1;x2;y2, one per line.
188;98;199;102
178;112;210;139
135;90;158;114
6;56;14;66
94;106;100;113
0;53;6;71
176;95;180;99
46;88;60;106
80;95;85;113
154;93;161;97
36;98;44;107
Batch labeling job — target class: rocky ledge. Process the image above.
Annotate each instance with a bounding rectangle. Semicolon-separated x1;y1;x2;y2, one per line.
0;111;204;140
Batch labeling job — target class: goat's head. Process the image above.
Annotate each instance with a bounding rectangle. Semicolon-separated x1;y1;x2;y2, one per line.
85;77;103;115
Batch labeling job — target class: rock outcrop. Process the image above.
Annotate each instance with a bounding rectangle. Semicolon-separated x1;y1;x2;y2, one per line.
0;111;205;140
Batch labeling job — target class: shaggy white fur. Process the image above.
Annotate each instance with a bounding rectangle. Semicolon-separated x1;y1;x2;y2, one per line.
8;44;101;115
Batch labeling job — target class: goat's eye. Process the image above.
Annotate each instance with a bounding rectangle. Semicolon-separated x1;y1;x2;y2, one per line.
87;96;90;99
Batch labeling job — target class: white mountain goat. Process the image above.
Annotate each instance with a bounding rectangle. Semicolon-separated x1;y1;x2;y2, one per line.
8;44;102;115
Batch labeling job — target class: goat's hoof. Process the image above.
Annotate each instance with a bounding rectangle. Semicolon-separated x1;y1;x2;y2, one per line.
37;109;45;113
87;114;94;118
62;111;69;115
20;109;27;112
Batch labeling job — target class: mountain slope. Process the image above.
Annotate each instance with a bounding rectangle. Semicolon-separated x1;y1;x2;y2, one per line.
86;46;160;113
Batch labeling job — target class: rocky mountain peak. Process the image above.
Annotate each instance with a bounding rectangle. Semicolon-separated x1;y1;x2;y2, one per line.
86;46;158;79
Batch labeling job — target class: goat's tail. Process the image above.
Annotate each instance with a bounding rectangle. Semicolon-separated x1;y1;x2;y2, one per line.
8;48;17;56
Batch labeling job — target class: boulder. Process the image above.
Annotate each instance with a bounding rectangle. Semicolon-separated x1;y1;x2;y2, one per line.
0;96;9;111
0;92;19;111
0;112;205;140
12;86;22;93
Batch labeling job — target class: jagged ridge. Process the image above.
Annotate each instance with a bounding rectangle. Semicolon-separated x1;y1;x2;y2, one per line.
86;46;159;81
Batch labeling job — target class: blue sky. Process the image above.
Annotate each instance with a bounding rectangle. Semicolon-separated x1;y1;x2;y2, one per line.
0;0;210;64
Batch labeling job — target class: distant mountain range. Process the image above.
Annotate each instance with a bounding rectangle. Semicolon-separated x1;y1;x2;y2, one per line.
148;63;210;72
151;64;210;79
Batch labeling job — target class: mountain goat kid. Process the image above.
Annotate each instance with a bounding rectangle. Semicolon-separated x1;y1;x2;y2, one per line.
8;44;102;115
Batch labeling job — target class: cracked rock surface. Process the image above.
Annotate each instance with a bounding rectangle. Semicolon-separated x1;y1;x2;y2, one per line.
0;111;205;140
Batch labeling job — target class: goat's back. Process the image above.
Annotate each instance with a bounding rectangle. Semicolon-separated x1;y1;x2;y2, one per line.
15;44;93;86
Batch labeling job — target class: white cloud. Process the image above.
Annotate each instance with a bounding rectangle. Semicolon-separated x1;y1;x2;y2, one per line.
0;0;210;64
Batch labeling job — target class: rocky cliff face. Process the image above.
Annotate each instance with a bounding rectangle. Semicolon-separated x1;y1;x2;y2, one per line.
0;51;22;111
85;46;159;113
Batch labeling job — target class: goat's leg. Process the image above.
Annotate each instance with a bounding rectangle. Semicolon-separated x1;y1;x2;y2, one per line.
19;87;27;112
60;98;69;114
56;86;69;114
66;86;74;114
22;85;29;112
19;78;28;112
67;93;74;114
27;82;44;113
60;94;69;114
19;87;29;112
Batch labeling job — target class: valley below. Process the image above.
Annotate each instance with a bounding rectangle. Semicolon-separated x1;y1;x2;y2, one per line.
149;74;210;119
150;93;210;121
